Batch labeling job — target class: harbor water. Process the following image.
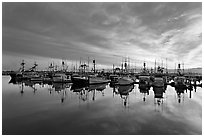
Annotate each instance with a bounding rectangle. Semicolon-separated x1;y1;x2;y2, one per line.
2;76;202;135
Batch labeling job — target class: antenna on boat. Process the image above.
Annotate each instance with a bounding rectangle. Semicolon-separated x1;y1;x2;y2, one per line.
128;57;130;73
124;57;127;73
154;59;157;73
182;62;185;74
121;57;123;73
113;64;115;74
20;60;25;72
93;59;96;73
88;57;90;73
134;60;136;73
177;63;181;75
166;58;168;74
62;60;65;71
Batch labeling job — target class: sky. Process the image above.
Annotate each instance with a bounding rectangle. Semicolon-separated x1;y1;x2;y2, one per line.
2;2;202;71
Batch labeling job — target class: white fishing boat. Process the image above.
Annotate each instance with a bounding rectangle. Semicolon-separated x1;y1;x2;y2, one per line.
71;74;89;85
30;72;43;81
89;76;110;85
53;73;71;83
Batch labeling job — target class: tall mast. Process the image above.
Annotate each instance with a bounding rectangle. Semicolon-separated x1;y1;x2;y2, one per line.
88;57;89;73
121;57;123;73
113;64;115;74
166;58;168;73
62;60;65;71
21;60;25;72
34;61;38;71
124;57;127;73
182;62;185;74
93;59;96;73
154;59;156;73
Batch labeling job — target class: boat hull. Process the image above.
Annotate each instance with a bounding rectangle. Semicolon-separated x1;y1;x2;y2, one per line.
89;77;110;85
118;77;134;85
72;77;89;86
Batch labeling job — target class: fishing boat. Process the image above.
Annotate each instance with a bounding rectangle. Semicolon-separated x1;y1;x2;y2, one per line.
9;71;18;80
152;77;165;87
138;75;151;89
29;72;43;81
174;76;186;88
138;62;152;88
52;73;71;83
117;76;134;85
88;75;110;85
109;74;119;83
174;63;187;89
71;74;89;85
42;74;52;83
9;60;25;80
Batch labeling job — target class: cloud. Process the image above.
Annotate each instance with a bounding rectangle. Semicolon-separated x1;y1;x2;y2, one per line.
2;2;202;70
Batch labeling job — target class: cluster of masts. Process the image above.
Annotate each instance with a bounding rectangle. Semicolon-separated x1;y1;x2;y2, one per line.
19;60;38;72
17;58;186;75
46;59;96;73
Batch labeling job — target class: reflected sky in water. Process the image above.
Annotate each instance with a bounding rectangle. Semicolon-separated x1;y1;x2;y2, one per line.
2;76;202;135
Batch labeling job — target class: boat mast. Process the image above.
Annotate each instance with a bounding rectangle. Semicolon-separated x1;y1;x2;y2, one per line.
166;58;168;74
93;59;96;73
182;62;185;74
154;59;157;73
34;62;38;72
124;58;127;73
88;57;89;73
113;64;115;74
20;60;25;72
121;57;123;74
62;60;65;72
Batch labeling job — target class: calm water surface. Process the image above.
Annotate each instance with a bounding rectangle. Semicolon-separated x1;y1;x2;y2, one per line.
2;76;202;135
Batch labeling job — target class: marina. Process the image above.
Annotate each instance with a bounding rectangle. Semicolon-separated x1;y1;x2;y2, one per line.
2;2;202;135
2;60;203;135
3;60;202;88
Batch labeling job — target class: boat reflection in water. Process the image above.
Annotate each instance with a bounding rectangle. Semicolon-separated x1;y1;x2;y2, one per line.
139;86;150;102
175;86;185;104
9;78;40;95
52;83;71;103
117;84;134;107
4;75;202;135
153;86;165;106
71;83;108;101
